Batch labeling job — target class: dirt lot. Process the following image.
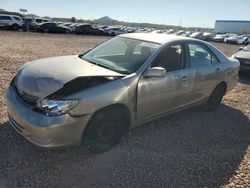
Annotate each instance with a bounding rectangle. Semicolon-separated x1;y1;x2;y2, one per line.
0;31;249;188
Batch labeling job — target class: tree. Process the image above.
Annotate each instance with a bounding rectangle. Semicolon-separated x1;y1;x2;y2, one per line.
71;17;76;23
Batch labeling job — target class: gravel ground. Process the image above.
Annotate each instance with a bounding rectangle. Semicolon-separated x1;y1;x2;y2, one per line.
0;31;249;188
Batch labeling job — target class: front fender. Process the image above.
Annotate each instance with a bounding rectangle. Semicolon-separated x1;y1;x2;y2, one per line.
67;74;139;124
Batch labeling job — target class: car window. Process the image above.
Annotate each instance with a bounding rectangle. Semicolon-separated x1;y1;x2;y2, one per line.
36;19;43;23
211;53;220;64
152;44;184;72
0;16;12;20
188;43;211;67
13;17;21;21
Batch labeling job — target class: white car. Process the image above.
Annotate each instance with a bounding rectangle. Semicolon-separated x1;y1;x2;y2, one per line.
225;36;249;45
0;14;24;30
104;27;123;36
31;17;51;28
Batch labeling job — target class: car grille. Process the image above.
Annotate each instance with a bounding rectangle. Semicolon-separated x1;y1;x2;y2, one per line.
16;86;40;105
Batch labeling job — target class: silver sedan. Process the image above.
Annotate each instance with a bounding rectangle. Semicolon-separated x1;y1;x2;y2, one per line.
5;33;240;153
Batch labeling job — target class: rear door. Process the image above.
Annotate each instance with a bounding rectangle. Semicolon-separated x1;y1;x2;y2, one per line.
184;42;223;105
137;42;192;122
0;15;12;27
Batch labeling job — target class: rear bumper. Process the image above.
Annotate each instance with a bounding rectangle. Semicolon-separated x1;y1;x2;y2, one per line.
5;86;91;148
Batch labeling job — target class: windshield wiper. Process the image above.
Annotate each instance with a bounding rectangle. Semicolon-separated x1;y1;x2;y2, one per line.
81;57;97;65
94;62;114;71
81;57;130;74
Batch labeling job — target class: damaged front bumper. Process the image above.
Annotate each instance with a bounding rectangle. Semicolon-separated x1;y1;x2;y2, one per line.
5;86;91;148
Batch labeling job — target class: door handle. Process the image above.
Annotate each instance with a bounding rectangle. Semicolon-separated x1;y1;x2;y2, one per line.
215;68;220;73
182;76;188;81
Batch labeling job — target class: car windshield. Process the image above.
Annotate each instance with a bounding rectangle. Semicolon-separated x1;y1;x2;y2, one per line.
243;45;250;52
81;37;160;74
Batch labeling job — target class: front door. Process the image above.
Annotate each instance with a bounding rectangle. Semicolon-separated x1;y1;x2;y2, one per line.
137;43;191;122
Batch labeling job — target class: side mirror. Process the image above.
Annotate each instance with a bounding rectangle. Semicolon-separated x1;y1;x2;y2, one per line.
143;67;166;78
239;47;244;51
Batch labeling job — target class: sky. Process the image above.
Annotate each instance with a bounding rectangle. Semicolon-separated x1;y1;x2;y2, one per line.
0;0;249;28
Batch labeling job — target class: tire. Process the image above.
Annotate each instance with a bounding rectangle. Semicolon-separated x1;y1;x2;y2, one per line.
111;32;115;36
11;24;19;30
82;107;129;153
206;84;226;111
44;28;49;33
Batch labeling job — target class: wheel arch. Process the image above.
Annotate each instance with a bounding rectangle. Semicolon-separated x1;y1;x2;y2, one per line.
217;81;227;94
87;103;131;131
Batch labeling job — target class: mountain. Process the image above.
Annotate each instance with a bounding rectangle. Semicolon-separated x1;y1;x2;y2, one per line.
0;9;22;17
25;14;39;18
94;16;120;25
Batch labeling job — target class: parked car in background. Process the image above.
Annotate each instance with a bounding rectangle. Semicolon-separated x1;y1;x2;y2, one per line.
212;34;227;42
175;30;185;35
166;29;174;34
35;22;71;33
6;33;239;153
124;27;137;33
201;32;215;41
232;44;250;73
104;27;124;36
31;17;51;29
189;32;203;39
151;30;165;34
224;35;248;45
61;23;77;32
0;14;24;30
180;31;192;37
75;24;104;35
242;35;250;45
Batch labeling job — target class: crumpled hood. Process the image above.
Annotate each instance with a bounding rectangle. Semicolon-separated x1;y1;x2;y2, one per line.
16;55;124;99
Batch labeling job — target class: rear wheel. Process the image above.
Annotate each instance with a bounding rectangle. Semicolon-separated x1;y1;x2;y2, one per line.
82;107;129;153
206;84;226;111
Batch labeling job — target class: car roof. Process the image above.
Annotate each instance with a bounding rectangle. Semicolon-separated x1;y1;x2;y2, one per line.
0;14;20;17
120;33;196;45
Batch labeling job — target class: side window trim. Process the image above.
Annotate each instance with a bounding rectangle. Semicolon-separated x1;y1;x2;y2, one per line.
210;50;220;64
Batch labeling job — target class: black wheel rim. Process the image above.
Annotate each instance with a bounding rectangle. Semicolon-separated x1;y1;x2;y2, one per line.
95;120;118;143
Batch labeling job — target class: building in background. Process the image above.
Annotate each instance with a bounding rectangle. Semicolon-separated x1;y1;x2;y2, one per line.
214;20;250;33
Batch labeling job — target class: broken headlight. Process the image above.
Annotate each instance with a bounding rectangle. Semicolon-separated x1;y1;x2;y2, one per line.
37;99;78;116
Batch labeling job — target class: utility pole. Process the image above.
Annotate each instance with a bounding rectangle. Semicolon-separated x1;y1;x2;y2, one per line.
20;9;27;16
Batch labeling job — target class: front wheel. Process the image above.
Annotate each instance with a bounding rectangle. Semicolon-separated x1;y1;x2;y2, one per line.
206;84;226;111
82;108;128;153
11;24;19;30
